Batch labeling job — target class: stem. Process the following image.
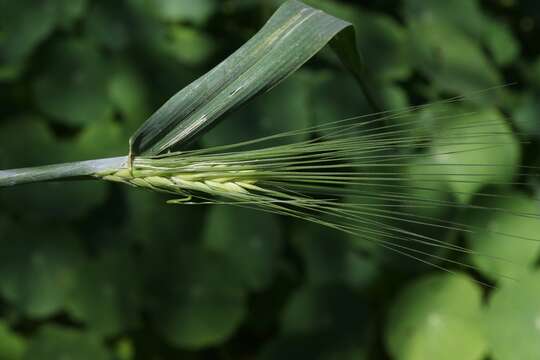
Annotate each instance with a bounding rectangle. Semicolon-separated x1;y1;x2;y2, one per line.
0;156;128;187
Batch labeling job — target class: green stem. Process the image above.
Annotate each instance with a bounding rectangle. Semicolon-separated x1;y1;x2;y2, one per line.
0;156;128;187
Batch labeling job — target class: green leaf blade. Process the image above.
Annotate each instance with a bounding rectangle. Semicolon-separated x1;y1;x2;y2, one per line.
129;0;365;156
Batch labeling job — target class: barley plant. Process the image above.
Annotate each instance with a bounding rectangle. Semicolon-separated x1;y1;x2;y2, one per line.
1;0;540;359
1;1;535;270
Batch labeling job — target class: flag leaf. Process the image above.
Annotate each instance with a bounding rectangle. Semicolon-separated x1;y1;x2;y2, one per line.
129;0;374;157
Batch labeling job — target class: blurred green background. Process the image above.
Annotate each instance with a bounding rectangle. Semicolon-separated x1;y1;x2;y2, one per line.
1;0;540;359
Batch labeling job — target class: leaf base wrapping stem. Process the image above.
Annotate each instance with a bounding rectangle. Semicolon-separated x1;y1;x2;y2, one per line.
0;156;128;187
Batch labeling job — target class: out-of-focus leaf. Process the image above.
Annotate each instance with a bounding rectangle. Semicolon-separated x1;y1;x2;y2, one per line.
108;63;151;132
33;40;111;126
160;25;215;65
114;338;135;360
528;58;540;88
386;273;487;360
428;109;520;203
23;326;109;360
144;0;217;25
0;215;10;239
260;334;367;360
354;12;410;81
407;21;501;96
292;223;377;289
66;250;141;337
404;0;487;37
404;0;519;66
73;116;127;159
281;285;368;338
0;117;60;169
483;20;520;66
203;207;282;291
147;248;246;349
272;285;370;358
0;321;26;360
130;0;371;156
124;187;201;247
401;156;457;219
0;180;108;221
484;270;540;360
55;0;88;28
0;1;56;79
85;1;131;51
512;93;540;138
465;191;540;282
0;227;83;318
303;0;411;81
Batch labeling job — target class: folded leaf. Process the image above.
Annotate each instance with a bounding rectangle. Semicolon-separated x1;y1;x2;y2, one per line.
129;0;375;157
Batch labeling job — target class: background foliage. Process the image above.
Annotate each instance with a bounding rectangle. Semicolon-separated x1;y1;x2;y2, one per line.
1;0;540;359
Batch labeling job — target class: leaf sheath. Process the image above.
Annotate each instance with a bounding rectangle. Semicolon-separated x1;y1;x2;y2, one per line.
0;156;127;187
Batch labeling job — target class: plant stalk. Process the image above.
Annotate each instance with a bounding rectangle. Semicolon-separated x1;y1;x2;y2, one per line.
0;156;128;187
